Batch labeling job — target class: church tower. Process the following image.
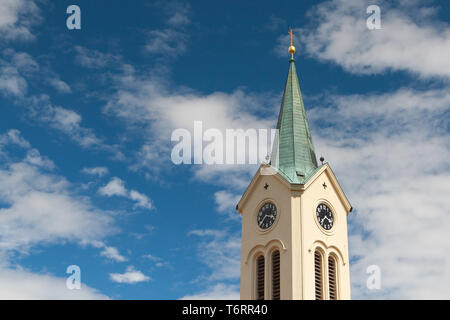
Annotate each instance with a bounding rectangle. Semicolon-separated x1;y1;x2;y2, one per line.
236;30;352;300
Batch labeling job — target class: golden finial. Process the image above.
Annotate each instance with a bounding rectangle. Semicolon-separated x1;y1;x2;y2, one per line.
288;28;296;55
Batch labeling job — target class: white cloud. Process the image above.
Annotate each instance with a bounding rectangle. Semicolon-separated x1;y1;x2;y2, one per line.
48;78;71;93
188;229;226;238
0;50;113;151
168;12;190;27
188;229;241;281
0;0;41;41
98;177;127;197
290;0;450;79
4;91;109;151
81;166;109;177
74;46;120;69
89;240;127;262
144;3;191;57
0;166;114;254
96;1;449;299
109;266;150;284
24;148;55;169
0;130;115;257
0;50;71;95
143;253;168;268
167;3;190;27
104;69;275;188
98;177;154;210
9;50;38;69
0;129;30;149
38;103;102;148
214;190;241;213
100;246;127;262
277;3;450;298
180;283;240;300
129;190;153;210
143;254;162;262
0;64;27;96
0;51;37;96
186;229;240;299
145;29;188;57
0;267;109;299
308;86;450;299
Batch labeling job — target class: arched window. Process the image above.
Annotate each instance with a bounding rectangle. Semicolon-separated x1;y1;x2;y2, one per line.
328;255;337;300
314;250;323;300
271;250;280;300
256;255;265;300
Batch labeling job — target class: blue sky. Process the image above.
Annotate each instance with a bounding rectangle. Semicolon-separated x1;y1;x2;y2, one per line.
0;0;449;299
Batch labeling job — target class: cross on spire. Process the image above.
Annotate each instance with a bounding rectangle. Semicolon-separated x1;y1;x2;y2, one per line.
288;28;296;55
289;28;294;46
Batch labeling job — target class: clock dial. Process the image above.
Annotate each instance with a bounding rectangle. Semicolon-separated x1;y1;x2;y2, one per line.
316;204;334;231
257;202;277;230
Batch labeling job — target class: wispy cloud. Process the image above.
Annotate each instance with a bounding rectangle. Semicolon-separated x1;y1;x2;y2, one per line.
98;177;127;197
0;130;115;257
0;267;109;299
104;67;275;187
27;95;104;148
271;2;450;297
182;229;241;299
74;46;121;69
89;240;127;262
143;254;169;268
47;78;71;93
145;29;188;57
166;2;190;27
180;283;239;300
144;3;191;57
0;49;124;156
98;177;154;210
309;86;450;299
0;129;30;149
0;50;35;97
0;0;41;41
188;229;240;282
214;191;240;212
214;190;241;219
286;0;450;79
81;166;109;177
99;246;127;262
109;266;150;284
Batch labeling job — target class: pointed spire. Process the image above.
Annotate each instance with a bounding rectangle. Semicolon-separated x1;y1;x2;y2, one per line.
271;30;318;184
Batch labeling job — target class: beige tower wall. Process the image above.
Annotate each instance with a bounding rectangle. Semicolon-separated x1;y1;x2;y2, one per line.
297;168;351;300
238;164;352;300
240;172;295;300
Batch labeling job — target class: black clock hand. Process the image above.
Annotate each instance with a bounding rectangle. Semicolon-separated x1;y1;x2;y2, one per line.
259;215;268;226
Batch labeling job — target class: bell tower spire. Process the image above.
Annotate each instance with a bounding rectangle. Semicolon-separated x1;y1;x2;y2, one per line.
271;29;318;184
237;30;352;300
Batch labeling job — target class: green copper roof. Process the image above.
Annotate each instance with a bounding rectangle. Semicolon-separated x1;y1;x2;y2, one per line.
271;54;318;184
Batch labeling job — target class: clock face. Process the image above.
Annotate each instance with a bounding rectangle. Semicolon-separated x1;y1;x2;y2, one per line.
257;202;277;230
316;203;334;231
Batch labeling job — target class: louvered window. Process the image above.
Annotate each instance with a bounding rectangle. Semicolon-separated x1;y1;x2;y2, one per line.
328;256;337;300
256;255;265;300
314;250;323;300
272;250;280;300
